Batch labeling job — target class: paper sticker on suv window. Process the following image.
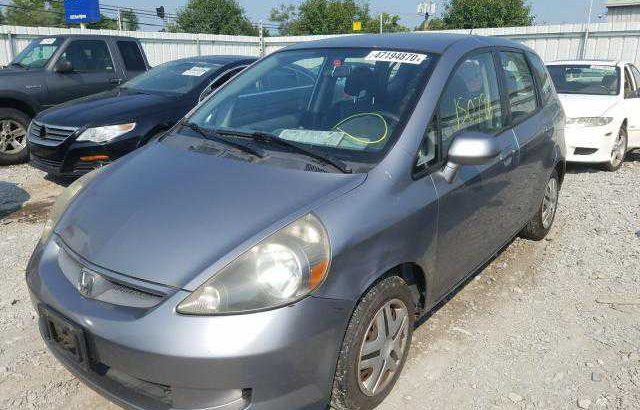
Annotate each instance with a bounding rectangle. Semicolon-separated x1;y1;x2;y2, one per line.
365;50;427;65
182;67;209;77
40;38;57;45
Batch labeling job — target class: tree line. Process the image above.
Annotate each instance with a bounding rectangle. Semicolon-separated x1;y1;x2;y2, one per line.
0;0;534;35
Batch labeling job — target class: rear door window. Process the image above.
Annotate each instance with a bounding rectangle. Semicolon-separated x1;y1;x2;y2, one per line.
59;40;114;72
437;52;504;147
499;51;538;123
117;41;146;75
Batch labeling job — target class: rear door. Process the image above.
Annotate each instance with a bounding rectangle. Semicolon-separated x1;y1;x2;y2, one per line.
429;50;520;298
45;39;119;105
624;65;640;146
501;50;557;220
116;40;148;80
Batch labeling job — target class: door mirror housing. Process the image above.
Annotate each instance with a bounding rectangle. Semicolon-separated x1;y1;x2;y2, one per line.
54;60;73;73
440;131;501;183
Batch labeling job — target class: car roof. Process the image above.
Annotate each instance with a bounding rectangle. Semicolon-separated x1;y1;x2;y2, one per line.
282;32;530;55
546;59;630;67
42;34;140;42
163;55;257;66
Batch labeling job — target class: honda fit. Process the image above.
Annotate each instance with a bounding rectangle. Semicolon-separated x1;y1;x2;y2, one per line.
27;33;565;410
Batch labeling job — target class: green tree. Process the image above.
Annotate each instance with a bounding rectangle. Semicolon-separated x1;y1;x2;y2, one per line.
120;9;139;31
6;0;65;27
85;14;118;30
270;0;407;35
441;0;534;29
169;0;257;35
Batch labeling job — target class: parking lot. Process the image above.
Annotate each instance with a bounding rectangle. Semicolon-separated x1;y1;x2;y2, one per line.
1;155;639;410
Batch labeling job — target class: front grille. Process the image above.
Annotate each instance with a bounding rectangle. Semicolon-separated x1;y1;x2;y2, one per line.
30;121;78;142
30;155;63;169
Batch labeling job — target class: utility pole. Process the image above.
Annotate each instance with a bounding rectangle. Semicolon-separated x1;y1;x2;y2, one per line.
582;0;595;59
117;8;123;31
379;13;383;34
259;20;265;57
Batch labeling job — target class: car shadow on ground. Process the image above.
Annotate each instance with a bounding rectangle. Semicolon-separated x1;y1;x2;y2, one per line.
415;237;516;328
0;181;31;221
44;173;73;188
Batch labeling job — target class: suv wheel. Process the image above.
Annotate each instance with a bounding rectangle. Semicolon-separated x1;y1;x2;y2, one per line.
330;276;414;410
520;170;560;241
0;108;30;165
603;126;627;172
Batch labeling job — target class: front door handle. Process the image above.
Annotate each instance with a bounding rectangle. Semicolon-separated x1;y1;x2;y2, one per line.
109;78;122;85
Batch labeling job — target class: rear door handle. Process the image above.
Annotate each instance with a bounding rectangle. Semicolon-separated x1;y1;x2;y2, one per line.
109;78;122;85
500;147;517;165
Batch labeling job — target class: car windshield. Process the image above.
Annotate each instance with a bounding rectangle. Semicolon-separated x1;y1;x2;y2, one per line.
184;48;436;165
547;64;620;96
122;60;222;95
11;37;63;69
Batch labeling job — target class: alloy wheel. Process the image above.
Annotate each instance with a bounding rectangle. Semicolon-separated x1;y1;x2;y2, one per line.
0;119;27;155
610;130;627;169
357;298;409;397
541;177;558;229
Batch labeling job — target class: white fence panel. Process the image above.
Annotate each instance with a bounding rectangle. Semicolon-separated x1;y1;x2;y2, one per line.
2;22;640;67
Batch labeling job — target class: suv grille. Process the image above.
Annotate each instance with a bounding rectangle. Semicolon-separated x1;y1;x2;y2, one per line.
30;122;78;142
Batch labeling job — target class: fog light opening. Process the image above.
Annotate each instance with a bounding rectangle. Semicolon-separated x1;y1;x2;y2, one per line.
79;155;110;162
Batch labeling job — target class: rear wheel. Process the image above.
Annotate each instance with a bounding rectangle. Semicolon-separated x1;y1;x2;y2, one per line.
0;108;30;165
330;276;414;410
520;170;560;241
603;126;627;172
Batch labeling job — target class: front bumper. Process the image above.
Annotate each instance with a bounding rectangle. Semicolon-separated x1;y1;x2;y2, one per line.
26;239;352;410
28;134;139;178
564;124;618;163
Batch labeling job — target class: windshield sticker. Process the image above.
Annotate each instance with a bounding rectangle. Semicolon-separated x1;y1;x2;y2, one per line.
365;50;428;65
182;66;209;77
279;129;367;150
40;38;57;45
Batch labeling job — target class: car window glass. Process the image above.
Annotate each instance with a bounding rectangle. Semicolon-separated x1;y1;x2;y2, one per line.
12;37;63;68
499;51;538;123
437;52;503;147
624;68;635;98
631;65;640;91
528;52;554;104
117;41;146;73
122;60;222;95
59;40;114;73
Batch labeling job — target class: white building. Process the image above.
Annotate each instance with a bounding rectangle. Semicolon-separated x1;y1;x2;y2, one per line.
606;0;640;23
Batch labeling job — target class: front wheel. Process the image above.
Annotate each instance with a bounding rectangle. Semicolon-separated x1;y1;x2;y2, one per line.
0;108;31;165
520;170;560;241
330;276;414;410
603;126;627;172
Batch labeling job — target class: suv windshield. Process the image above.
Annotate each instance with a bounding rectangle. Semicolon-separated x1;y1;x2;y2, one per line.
547;64;620;96
122;60;222;95
11;37;63;69
184;48;436;165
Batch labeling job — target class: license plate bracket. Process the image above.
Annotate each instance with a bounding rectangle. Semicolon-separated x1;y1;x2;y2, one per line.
39;305;90;369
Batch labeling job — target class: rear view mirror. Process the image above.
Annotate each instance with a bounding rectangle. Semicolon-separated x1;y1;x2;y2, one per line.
330;65;352;78
441;131;501;183
54;60;73;74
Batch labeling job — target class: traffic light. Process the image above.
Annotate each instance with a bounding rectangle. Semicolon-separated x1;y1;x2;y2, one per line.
156;6;165;19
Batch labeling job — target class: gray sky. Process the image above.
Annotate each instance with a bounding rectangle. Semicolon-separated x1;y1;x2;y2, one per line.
99;0;610;31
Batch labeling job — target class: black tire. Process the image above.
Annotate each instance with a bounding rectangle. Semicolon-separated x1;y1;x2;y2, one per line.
0;108;31;166
330;276;415;410
520;169;560;241
603;126;627;172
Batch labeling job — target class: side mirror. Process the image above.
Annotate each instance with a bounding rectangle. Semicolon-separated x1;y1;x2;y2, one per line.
441;131;501;183
54;60;73;73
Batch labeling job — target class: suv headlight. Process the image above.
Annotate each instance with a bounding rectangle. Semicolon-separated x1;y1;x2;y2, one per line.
40;168;102;244
76;123;136;143
566;117;614;127
177;214;331;315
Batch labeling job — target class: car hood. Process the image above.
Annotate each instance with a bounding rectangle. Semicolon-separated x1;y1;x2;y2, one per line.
37;89;178;127
55;142;366;289
557;94;619;118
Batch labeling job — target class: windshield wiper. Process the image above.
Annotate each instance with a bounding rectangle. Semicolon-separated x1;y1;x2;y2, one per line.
214;128;352;174
8;62;27;69
181;122;266;159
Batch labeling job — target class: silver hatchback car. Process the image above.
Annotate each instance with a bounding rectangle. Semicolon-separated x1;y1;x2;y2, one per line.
27;34;565;410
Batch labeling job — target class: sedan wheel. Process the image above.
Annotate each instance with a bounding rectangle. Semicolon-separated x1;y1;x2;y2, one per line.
605;127;627;172
0;119;27;155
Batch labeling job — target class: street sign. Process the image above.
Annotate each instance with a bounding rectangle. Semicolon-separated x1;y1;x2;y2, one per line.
353;21;362;32
64;0;101;24
417;1;437;16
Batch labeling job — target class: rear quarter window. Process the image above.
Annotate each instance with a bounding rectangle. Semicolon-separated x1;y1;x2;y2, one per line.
527;52;555;104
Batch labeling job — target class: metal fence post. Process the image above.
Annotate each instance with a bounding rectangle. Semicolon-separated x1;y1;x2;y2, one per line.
196;36;201;56
259;21;265;57
7;31;14;62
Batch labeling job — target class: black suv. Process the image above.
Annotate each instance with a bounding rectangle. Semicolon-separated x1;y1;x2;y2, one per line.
0;34;149;165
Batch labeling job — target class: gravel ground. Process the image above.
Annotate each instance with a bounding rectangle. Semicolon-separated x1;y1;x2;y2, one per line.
0;155;639;410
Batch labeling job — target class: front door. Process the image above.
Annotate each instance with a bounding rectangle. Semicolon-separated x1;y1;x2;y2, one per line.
44;39;119;107
428;51;520;299
624;65;640;147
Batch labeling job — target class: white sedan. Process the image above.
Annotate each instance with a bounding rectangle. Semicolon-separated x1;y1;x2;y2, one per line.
546;60;640;171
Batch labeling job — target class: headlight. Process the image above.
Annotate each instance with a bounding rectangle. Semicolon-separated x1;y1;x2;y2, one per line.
566;117;614;127
40;168;102;244
76;123;136;143
177;214;331;315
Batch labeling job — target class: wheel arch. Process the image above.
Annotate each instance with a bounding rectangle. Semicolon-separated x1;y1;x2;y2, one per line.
357;262;428;314
0;93;40;118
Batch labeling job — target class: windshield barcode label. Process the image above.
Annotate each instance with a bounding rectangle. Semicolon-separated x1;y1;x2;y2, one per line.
365;51;428;65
